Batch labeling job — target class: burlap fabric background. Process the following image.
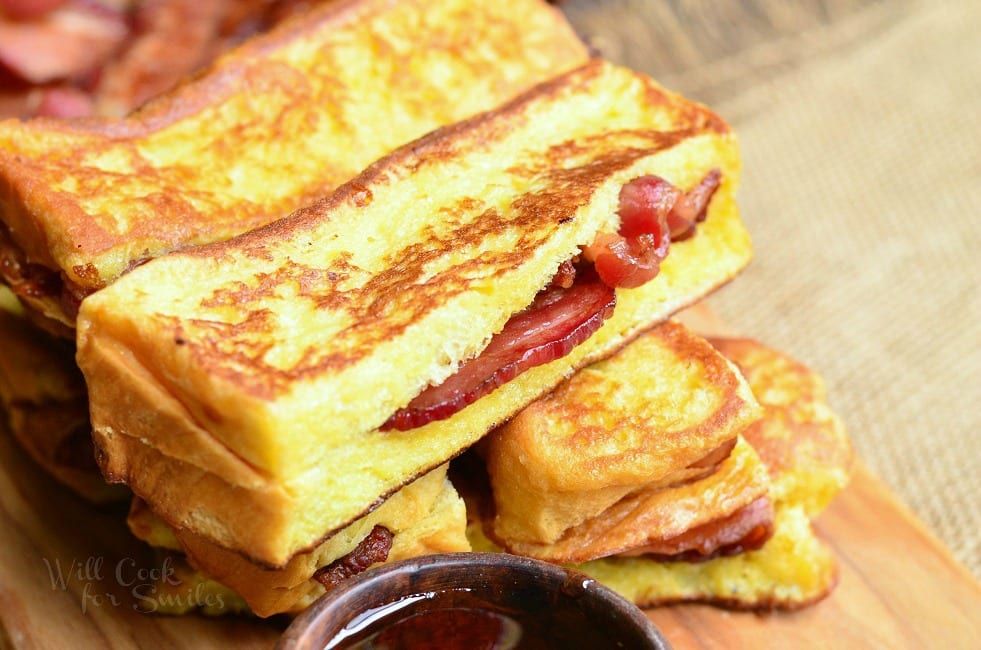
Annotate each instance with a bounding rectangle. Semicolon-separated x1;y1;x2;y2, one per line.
563;0;979;577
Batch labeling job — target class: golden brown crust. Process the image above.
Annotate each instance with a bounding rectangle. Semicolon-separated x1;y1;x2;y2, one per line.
484;320;763;547
495;437;771;563
0;0;590;327
574;339;853;610
466;335;852;611
587;507;840;611
77;58;750;567
709;337;854;516
130;466;469;617
150;62;731;403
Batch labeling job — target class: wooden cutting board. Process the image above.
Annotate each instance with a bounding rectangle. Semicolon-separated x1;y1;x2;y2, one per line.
2;307;979;649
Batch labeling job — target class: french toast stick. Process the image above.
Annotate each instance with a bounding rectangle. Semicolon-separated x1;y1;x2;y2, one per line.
78;60;751;567
0;0;589;330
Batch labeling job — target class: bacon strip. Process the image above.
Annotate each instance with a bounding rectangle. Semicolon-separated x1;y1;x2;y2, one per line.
0;224;92;325
666;168;722;241
383;170;723;432
312;525;394;591
581;170;721;288
0;2;128;85
382;270;615;431
618;496;774;562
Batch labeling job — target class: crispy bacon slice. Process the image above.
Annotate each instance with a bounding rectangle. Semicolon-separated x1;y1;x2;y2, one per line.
0;2;128;85
582;175;673;289
0;1;70;20
582;169;722;287
666;167;722;241
33;85;93;117
382;171;722;432
312;525;394;591
618;496;775;562
583;228;669;290
549;259;577;289
0;223;92;324
382;270;616;431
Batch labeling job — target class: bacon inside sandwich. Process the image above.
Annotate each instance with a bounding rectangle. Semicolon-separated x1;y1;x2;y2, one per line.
570;337;854;611
126;463;471;617
383;170;721;431
465;320;770;564
75;59;751;571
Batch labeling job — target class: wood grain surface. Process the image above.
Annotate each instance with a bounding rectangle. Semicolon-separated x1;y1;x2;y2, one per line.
647;464;981;649
0;423;283;650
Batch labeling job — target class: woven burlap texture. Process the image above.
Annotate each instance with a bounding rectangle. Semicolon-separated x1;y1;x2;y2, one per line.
568;0;980;577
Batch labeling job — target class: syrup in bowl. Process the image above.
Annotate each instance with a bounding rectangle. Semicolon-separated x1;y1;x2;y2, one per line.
277;553;670;649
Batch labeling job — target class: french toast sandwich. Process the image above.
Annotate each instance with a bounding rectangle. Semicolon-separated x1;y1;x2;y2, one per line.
0;0;591;506
541;337;852;610
0;0;856;624
0;0;590;331
0;0;593;612
710;337;854;518
77;59;752;570
466;320;774;564
127;465;470;617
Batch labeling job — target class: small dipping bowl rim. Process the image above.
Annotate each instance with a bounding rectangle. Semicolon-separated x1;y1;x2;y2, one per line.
276;551;670;649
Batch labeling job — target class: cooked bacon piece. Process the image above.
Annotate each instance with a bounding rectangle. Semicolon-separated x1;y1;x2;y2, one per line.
383;270;616;431
616;174;682;239
312;525;394;591
582;176;672;289
549;259;577;289
618;496;774;562
0;227;61;301
0;223;91;324
685;437;737;473
94;0;241;117
0;0;70;20
0;2;128;85
582;169;722;287
0;1;332;119
33;85;93;117
381;171;721;431
666;167;722;241
582;227;669;289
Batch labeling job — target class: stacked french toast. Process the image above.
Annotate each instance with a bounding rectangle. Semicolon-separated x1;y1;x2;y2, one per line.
0;0;852;620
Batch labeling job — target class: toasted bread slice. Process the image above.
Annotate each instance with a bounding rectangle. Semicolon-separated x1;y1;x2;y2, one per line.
127;465;469;617
490;436;772;563
577;504;837;610
709;337;854;516
78;60;751;567
0;0;588;329
574;338;854;610
482;320;762;550
0;288;124;502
